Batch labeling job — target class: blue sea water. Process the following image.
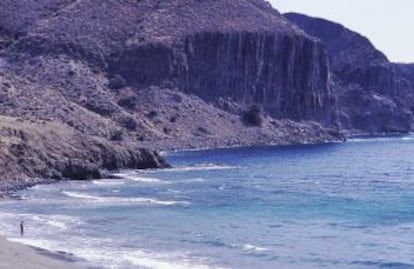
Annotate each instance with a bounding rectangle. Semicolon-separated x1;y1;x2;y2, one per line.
1;136;414;268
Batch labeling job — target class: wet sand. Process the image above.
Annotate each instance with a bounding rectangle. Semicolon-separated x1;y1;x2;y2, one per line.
0;235;89;269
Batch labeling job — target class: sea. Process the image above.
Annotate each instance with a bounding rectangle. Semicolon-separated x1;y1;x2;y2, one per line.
1;136;414;269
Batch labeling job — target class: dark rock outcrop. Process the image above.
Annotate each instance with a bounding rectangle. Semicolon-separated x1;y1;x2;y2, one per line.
285;12;414;134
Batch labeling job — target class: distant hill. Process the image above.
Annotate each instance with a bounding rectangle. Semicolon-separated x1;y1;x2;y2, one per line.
285;12;414;134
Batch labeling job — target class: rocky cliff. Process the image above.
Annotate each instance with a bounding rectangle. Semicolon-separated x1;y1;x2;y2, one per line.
0;1;347;193
285;13;414;134
2;0;337;125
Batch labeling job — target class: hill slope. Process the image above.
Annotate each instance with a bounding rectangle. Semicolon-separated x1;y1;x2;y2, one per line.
285;12;414;134
0;1;342;192
2;0;337;123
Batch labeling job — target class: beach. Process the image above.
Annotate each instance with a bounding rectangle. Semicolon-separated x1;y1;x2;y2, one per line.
1;138;414;268
0;235;86;269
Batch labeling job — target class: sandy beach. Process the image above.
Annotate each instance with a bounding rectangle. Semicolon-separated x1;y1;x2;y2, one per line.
0;235;88;269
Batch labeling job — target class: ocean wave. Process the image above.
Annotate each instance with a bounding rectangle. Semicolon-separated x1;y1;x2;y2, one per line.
45;219;69;230
62;191;189;206
162;163;238;172
349;136;413;143
113;173;163;183
9;236;227;269
62;191;101;200
123;251;224;269
0;212;80;231
77;248;230;269
170;178;206;184
92;179;126;186
6;233;228;269
227;243;269;252
28;215;72;230
351;260;414;269
193;238;269;254
240;244;269;252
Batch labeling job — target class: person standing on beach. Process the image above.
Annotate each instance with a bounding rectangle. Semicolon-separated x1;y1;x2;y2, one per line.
20;221;24;237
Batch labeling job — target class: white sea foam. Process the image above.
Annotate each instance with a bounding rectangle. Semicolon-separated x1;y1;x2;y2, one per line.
0;212;80;232
241;244;268;252
62;191;189;206
62;191;101;200
46;219;68;230
128;176;163;183
127;197;189;206
229;243;268;252
3;211;218;269
75;248;229;269
350;136;411;143
29;215;70;230
92;179;126;186
6;236;225;269
172;178;206;184
163;164;238;172
122;251;223;269
7;237;57;250
113;173;163;183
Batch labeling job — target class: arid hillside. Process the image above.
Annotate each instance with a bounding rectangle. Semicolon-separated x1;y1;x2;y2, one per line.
8;1;402;192
285;12;414;135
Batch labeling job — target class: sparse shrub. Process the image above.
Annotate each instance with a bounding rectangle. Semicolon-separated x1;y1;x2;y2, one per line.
67;120;75;127
110;130;123;141
243;105;263;127
68;70;76;77
163;127;171;134
147;111;158;118
117;96;137;110
198;126;210;134
108;74;127;90
119;116;138;131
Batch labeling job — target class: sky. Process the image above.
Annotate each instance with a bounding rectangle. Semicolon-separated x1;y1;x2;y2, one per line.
269;0;414;63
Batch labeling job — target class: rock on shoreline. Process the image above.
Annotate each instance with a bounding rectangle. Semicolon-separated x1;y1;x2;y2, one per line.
0;115;168;196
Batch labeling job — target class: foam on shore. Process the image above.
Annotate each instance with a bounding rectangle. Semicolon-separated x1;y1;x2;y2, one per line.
62;191;189;206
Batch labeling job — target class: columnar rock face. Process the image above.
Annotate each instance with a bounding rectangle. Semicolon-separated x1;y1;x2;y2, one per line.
285;12;414;134
116;32;335;123
1;0;338;126
0;0;345;188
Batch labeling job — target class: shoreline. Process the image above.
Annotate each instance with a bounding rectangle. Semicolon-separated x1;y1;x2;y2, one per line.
0;137;347;268
0;133;412;268
0;138;339;198
166;139;346;154
2;131;412;198
0;235;88;269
